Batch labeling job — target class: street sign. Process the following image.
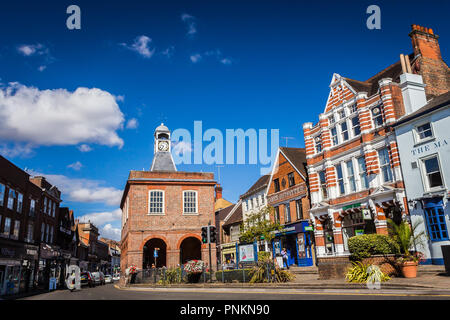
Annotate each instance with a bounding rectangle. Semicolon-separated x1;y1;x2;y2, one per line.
153;249;158;258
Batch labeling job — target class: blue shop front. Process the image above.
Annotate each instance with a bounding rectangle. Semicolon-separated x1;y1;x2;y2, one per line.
272;221;314;267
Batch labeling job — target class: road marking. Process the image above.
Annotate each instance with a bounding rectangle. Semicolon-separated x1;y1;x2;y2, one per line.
113;285;450;297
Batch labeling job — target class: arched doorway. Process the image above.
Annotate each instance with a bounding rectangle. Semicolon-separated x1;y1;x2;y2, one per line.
179;237;202;264
142;238;167;268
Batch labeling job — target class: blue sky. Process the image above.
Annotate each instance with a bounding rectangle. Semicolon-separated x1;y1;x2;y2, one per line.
1;0;449;240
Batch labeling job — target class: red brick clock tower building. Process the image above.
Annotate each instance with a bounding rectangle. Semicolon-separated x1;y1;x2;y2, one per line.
120;124;216;272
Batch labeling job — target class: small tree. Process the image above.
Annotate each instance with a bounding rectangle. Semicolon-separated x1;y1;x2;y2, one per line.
239;206;282;244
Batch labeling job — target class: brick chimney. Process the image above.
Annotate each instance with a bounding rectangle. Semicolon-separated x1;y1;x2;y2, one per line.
409;24;450;99
215;184;223;200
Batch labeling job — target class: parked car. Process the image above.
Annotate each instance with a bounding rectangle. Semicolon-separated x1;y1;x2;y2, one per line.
112;273;120;281
90;272;103;286
104;275;112;284
80;272;94;288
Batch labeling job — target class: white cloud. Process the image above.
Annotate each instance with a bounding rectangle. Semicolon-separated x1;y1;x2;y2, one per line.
38;65;47;72
78;144;92;152
190;50;233;65
67;161;83;171
126;118;138;129
172;141;192;155
120;35;155;58
100;223;121;241
27;170;122;206
17;43;46;56
0;82;125;149
190;53;202;63
181;13;197;36
160;46;175;58
77;208;122;227
0;143;34;158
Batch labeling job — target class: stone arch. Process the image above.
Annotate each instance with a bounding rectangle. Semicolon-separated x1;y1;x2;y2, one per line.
179;237;202;264
142;237;167;268
176;233;202;249
140;234;171;251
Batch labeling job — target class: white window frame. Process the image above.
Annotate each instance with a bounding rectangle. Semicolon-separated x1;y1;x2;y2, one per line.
378;148;393;183
148;190;165;215
371;105;384;128
351;116;361;137
414;121;435;145
420;154;445;192
319;170;328;200
336;164;345;196
183;190;198;215
345;160;357;193
340;121;349;142
357;157;369;190
330;127;338;146
314;136;322;153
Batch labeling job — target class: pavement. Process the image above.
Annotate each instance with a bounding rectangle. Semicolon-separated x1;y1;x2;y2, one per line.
5;265;450;300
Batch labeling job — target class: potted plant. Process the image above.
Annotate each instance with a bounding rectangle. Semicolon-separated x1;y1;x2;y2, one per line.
183;260;204;283
387;218;426;278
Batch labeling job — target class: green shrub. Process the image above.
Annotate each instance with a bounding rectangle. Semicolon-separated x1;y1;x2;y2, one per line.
215;269;253;282
158;267;183;284
257;251;271;261
345;261;390;283
248;256;294;283
348;234;400;260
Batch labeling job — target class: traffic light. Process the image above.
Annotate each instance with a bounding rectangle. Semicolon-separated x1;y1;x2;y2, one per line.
209;226;216;243
201;226;208;243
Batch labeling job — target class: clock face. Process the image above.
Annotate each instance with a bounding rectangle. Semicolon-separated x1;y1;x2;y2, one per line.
158;141;169;151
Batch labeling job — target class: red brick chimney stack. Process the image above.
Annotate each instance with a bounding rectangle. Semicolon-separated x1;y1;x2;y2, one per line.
215;184;223;200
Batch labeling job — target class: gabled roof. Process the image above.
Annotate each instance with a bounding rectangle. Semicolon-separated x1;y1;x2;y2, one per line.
240;174;270;199
279;147;307;179
223;200;243;227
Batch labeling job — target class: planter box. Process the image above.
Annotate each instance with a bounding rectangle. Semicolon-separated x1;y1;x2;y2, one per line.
317;254;398;279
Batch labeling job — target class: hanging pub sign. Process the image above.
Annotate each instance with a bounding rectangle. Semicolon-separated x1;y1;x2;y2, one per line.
362;208;372;220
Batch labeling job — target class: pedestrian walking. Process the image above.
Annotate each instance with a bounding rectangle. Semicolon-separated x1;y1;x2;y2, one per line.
281;248;289;270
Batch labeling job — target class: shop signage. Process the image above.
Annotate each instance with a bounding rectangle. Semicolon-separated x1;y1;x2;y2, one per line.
273;222;304;236
304;226;314;231
267;184;306;204
411;139;448;157
1;248;15;257
342;203;361;211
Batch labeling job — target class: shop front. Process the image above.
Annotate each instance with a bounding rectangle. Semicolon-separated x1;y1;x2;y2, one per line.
221;242;237;265
272;221;314;267
37;243;62;291
0;239;39;296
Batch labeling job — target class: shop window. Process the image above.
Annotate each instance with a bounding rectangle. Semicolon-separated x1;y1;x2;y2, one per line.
0;183;5;207
336;164;345;196
274;179;280;192
288;172;295;187
424;199;448;241
342;211;376;251
351;116;361;136
346;160;356;192
422;155;444;191
183;191;197;214
378;148;393;183
148;190;164;214
296;199;303;220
